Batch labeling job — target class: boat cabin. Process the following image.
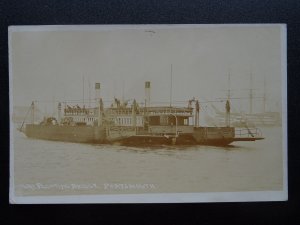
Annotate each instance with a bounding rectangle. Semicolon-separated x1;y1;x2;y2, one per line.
143;106;194;135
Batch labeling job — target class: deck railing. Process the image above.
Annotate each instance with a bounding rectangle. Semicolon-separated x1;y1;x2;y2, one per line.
235;127;263;138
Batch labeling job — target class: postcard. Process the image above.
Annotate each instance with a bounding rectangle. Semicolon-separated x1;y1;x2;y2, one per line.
9;24;287;203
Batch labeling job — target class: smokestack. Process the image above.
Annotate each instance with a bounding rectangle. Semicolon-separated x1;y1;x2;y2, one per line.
31;101;35;124
98;98;103;126
58;102;62;124
95;83;101;101
132;99;137;127
145;81;150;107
225;100;231;127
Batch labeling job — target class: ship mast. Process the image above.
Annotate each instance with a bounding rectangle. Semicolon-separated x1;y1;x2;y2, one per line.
249;71;253;114
226;71;231;127
263;75;266;113
170;64;173;107
88;78;91;108
31;101;35;124
82;76;85;107
227;70;231;100
52;96;55;117
122;80;125;103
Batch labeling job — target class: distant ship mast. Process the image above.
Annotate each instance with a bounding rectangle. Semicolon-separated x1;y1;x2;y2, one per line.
122;80;125;103
82;76;85;107
226;71;231;127
263;76;266;113
249;71;253;114
88;78;91;108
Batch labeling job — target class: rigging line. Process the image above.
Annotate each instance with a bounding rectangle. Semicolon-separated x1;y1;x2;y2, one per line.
82;76;85;106
33;99;227;105
217;97;264;100
19;102;33;131
170;64;173;107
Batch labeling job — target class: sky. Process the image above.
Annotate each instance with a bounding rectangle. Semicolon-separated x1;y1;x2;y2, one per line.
10;25;285;115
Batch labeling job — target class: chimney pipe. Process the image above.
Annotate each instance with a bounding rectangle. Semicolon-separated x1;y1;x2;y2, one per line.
58;102;62;124
195;100;199;127
98;98;103;126
31;101;35;124
145;81;150;107
132;99;137;127
95;83;101;101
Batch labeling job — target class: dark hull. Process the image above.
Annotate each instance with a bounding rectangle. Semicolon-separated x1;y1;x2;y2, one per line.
24;124;262;146
119;136;239;147
25;124;106;143
119;134;197;146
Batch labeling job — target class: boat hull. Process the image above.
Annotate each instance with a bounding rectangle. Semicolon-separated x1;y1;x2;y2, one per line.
25;124;106;143
24;124;263;146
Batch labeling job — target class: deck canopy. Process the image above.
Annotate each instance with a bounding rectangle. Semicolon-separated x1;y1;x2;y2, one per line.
105;106;193;116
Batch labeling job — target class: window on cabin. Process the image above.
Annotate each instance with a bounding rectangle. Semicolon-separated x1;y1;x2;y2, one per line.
177;117;184;125
160;115;168;125
149;116;160;125
168;116;176;126
184;118;188;125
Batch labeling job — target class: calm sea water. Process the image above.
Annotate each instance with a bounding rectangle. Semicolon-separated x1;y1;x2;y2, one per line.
12;126;284;196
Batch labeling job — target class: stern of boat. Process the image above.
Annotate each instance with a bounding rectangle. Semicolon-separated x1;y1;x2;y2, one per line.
233;127;264;142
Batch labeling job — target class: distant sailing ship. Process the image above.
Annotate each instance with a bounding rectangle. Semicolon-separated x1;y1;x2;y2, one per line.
17;81;264;146
210;73;282;128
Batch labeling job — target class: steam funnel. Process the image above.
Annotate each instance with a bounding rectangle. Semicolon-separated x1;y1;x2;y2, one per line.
145;81;150;107
95;83;101;100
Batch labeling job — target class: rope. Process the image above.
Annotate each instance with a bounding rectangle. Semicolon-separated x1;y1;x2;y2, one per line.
19;103;33;132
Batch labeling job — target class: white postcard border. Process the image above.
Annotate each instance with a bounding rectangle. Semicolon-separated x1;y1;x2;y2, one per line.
9;24;288;204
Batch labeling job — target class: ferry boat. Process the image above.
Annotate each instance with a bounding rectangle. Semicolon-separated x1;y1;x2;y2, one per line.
19;82;264;146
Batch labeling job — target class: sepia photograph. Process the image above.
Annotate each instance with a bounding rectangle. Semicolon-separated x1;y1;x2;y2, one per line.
9;24;287;203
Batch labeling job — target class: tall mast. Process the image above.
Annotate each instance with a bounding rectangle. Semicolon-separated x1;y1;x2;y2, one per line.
82;76;85;106
170;64;173;107
31;101;35;124
52;96;55;117
88;78;91;107
263;76;266;113
227;70;231;100
226;71;231;127
249;71;253;114
113;80;116;98
122;80;125;103
63;88;66;112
